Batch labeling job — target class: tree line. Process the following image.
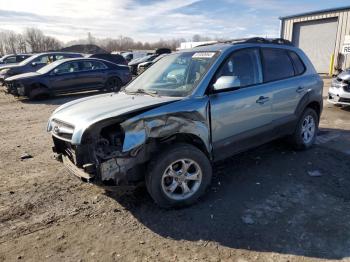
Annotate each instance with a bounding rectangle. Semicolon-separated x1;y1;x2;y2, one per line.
0;28;62;56
0;28;217;56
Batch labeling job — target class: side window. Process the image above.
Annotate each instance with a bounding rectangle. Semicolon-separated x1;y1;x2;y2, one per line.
288;51;306;76
261;48;294;82
4;56;16;63
16;55;28;62
54;62;80;74
92;61;107;69
215;48;263;89
55;55;65;61
34;55;55;64
81;61;107;71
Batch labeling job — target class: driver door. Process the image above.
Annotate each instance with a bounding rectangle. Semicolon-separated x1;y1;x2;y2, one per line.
209;48;274;160
49;61;81;92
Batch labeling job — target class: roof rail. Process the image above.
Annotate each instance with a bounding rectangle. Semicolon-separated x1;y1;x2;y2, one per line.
237;37;294;46
195;37;294;47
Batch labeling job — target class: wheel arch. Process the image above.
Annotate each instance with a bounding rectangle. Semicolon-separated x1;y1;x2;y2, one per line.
295;91;322;120
27;82;50;98
155;133;211;160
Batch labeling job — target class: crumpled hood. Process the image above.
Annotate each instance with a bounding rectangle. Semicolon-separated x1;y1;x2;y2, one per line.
337;70;350;81
6;72;40;81
49;92;180;144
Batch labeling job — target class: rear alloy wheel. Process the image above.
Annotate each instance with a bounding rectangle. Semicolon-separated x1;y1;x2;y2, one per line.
105;77;122;92
146;143;212;208
291;108;318;149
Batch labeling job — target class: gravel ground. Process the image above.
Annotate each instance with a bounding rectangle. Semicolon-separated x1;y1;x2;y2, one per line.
1;79;350;262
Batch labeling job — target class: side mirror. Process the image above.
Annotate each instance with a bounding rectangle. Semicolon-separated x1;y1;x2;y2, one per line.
213;76;241;91
52;68;59;75
31;62;37;67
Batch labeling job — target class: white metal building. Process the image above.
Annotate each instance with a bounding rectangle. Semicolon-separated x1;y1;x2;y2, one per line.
280;6;350;74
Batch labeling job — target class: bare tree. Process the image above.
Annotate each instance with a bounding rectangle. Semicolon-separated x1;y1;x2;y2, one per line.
87;32;96;45
0;32;5;56
42;36;62;51
17;34;27;53
24;28;61;52
192;34;213;42
25;28;45;52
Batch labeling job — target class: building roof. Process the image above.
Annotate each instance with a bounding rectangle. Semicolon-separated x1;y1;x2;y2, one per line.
280;5;350;20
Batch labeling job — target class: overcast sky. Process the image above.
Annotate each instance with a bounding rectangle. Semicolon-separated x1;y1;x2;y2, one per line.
0;0;348;42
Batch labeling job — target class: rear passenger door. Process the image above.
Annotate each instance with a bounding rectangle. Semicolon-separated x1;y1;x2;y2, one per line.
209;48;275;160
260;48;307;132
76;60;107;89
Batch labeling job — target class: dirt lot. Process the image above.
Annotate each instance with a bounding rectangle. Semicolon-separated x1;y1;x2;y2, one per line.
1;79;350;262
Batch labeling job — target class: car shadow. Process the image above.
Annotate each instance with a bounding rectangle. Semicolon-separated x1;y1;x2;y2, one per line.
18;90;104;106
105;129;350;260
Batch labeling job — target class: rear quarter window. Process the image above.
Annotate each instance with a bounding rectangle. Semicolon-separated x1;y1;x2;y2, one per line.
288;51;306;75
261;48;295;82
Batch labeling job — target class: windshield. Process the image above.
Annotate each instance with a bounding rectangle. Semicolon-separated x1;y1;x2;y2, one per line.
37;60;63;74
125;51;217;97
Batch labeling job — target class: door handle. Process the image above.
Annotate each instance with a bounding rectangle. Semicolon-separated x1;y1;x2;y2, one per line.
256;96;270;104
296;86;305;93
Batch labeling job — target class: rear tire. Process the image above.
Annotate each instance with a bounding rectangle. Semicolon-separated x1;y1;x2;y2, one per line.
146;143;212;208
291;108;319;150
105;77;122;92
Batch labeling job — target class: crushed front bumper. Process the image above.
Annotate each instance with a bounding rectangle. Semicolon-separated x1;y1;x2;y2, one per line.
52;138;141;187
61;154;94;180
4;80;24;96
328;81;350;106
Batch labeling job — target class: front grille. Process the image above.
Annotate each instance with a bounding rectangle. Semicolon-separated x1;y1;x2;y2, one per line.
5;81;17;93
339;97;350;103
53;136;92;168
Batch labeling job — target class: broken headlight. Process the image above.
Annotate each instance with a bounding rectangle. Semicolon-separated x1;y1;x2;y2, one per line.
50;119;75;141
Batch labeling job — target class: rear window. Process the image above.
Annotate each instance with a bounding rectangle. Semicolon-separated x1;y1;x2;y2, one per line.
91;54;126;65
288;51;306;75
261;48;294;82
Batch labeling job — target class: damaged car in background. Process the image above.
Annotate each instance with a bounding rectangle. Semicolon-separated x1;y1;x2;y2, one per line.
48;38;323;208
328;69;350;106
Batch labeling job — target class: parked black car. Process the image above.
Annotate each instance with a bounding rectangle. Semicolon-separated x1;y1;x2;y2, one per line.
0;54;32;65
128;54;158;75
155;48;171;55
5;58;132;99
0;52;82;84
137;54;168;75
87;53;128;65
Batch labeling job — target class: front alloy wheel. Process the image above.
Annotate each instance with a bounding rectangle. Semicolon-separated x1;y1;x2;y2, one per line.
161;159;203;201
146;143;212;208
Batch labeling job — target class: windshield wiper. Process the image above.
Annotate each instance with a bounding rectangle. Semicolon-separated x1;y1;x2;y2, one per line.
126;88;158;97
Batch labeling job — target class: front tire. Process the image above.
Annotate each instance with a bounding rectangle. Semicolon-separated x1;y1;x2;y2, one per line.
291;108;319;150
29;87;50;100
146;143;212;208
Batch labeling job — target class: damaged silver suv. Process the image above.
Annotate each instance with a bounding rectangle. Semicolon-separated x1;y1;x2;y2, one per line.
48;38;323;208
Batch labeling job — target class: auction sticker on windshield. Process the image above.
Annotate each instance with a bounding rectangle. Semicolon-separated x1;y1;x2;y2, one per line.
192;52;216;59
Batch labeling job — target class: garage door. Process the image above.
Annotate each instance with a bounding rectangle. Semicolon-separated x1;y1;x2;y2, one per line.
292;18;338;73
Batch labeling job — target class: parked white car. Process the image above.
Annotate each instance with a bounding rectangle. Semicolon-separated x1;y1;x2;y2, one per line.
328;70;350;106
